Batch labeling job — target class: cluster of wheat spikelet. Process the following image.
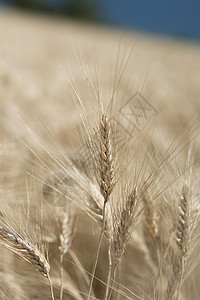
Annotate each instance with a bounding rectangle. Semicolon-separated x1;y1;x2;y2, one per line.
1;88;200;300
0;10;200;300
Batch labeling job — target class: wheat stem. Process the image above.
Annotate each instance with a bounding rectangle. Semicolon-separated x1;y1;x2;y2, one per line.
60;254;64;300
176;257;184;300
116;260;121;300
107;261;118;300
47;273;55;300
88;201;106;300
104;244;112;300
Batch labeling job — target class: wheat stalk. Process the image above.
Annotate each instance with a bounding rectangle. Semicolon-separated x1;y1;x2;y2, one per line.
88;113;114;300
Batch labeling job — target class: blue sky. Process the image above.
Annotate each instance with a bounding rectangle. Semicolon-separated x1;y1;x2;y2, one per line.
1;0;200;40
102;0;200;39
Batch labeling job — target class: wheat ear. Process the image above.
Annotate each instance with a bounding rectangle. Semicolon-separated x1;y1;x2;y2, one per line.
105;189;139;300
88;114;114;300
142;192;163;294
166;185;189;300
59;212;74;300
175;184;189;300
142;192;159;242
0;226;55;300
98;114;114;202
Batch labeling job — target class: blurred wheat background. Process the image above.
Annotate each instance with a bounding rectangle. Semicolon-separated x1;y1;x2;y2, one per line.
0;3;200;300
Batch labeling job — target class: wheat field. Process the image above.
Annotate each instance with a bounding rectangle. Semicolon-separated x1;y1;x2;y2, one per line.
0;9;200;300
